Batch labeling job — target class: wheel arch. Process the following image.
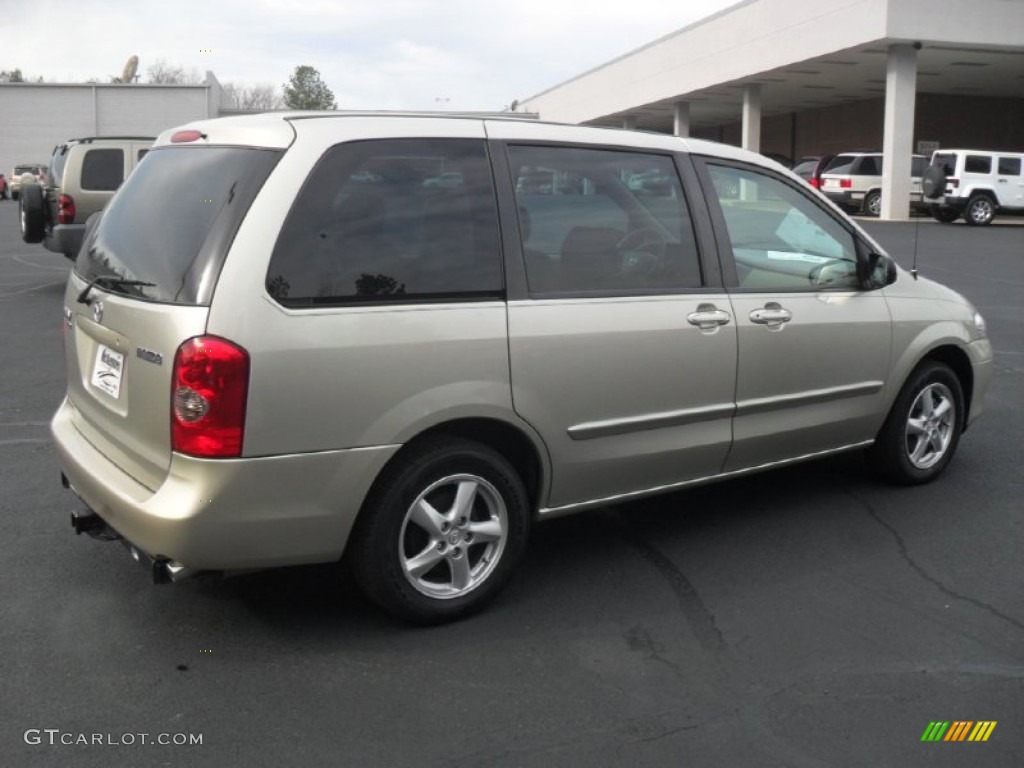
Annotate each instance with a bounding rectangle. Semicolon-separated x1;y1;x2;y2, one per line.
361;416;550;520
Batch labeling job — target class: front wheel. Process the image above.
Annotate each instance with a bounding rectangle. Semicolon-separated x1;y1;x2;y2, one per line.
349;437;530;624
868;362;964;485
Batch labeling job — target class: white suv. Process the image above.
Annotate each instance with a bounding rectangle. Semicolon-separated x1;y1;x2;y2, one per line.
921;149;1024;226
819;152;928;216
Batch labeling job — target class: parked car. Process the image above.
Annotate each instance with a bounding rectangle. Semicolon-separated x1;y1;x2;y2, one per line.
921;149;1024;225
19;136;153;258
9;163;47;200
792;154;836;190
53;114;992;624
819;152;928;216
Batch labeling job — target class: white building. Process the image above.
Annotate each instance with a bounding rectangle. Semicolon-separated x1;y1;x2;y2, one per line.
518;0;1024;219
1;73;226;177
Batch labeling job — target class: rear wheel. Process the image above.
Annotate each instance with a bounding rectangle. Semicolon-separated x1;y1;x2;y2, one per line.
349;437;530;624
964;194;995;226
868;362;964;485
863;190;882;217
19;184;45;243
930;204;959;224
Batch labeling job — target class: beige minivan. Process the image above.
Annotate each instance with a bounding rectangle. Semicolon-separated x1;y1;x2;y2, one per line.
52;113;993;623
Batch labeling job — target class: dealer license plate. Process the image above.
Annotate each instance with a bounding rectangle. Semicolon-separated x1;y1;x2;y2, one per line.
90;345;124;399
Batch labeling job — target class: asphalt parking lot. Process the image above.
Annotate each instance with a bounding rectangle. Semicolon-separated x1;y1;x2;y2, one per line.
1;202;1021;768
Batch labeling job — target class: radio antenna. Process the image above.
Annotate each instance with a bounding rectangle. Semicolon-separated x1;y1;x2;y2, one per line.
911;214;920;280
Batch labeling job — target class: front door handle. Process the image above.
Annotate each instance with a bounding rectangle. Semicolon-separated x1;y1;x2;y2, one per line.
687;303;732;330
749;302;792;327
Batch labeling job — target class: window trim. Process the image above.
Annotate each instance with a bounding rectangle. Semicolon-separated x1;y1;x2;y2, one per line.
493;139;717;300
692;155;876;294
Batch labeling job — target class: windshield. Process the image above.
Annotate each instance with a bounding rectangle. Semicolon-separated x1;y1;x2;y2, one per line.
76;146;282;305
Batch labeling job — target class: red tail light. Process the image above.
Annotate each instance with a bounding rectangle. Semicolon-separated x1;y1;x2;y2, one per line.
810;178;821;189
839;179;852;189
948;178;959;188
58;194;76;224
171;336;249;458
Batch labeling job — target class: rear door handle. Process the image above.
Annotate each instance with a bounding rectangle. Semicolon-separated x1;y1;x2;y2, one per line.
687;303;732;330
749;302;792;327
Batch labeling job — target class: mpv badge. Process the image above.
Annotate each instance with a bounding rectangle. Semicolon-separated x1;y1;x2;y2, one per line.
136;347;163;366
92;301;104;324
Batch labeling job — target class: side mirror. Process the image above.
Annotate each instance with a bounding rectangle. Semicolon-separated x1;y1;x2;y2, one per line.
864;252;897;289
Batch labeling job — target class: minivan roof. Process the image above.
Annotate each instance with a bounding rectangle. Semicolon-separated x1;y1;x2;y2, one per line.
153;111;781;171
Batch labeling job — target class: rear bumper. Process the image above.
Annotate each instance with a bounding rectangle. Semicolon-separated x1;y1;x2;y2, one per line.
51;397;399;570
44;223;85;258
824;190;862;209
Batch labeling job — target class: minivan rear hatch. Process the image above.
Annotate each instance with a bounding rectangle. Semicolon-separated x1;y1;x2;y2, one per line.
64;145;282;490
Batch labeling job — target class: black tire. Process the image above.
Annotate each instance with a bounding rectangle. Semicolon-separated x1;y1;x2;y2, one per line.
930;204;959;224
12;190;19;201
19;183;46;243
964;194;995;226
868;362;964;486
920;164;947;199
863;190;882;217
349;437;530;624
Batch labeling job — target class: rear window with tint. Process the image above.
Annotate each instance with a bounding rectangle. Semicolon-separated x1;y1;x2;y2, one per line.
81;149;124;191
77;146;282;305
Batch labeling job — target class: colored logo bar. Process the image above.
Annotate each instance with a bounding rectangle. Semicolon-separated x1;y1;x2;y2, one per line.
921;721;997;742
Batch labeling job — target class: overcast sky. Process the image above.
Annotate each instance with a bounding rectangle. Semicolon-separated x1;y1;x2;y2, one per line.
5;0;740;110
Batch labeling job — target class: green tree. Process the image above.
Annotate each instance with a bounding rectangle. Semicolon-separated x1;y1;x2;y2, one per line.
0;68;25;83
283;65;336;110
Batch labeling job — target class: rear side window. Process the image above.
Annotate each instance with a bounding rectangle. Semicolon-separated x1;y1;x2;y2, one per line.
78;146;282;305
266;138;502;307
81;148;124;191
855;156;881;176
998;157;1021;175
911;157;928;176
965;155;991;174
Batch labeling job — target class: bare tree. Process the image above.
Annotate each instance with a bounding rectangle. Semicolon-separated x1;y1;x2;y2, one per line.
222;82;284;110
146;59;202;85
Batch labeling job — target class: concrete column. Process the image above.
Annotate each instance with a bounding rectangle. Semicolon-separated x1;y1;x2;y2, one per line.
742;84;761;153
673;101;690;137
622;115;637;130
880;44;918;220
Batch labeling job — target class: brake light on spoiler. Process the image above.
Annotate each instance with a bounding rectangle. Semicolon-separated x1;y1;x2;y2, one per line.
170;130;206;143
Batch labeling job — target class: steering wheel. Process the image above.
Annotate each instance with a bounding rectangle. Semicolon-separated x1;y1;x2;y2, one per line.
616;227;667;278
